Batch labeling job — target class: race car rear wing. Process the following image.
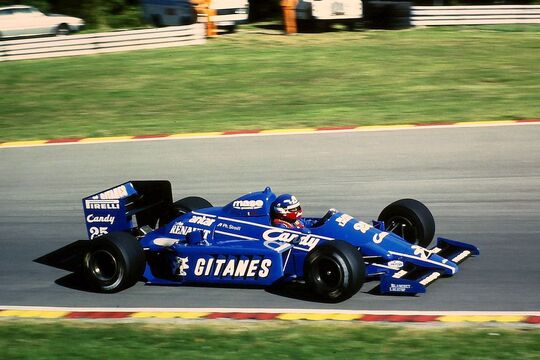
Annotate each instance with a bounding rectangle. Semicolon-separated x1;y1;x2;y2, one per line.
82;181;173;240
379;237;480;294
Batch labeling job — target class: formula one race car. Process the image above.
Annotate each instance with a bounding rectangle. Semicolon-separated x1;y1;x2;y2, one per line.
81;181;479;302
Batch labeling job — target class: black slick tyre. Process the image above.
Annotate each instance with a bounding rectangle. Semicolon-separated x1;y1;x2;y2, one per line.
378;199;435;248
304;240;365;302
173;196;212;213
158;196;213;227
83;232;145;293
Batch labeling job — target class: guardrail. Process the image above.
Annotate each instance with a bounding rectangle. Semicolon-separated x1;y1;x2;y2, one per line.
0;24;206;62
411;5;540;26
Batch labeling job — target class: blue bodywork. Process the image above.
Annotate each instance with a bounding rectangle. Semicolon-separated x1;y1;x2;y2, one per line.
82;181;479;295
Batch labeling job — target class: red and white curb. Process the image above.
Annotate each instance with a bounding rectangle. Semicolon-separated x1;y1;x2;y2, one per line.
1;119;539;149
1;307;539;324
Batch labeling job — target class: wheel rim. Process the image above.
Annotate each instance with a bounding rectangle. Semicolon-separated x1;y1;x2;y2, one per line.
88;250;119;282
313;256;343;292
385;216;418;245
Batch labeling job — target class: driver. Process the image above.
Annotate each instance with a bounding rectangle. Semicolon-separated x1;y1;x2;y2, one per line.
271;194;306;229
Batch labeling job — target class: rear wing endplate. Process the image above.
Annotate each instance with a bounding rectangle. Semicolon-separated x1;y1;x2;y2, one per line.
82;181;172;240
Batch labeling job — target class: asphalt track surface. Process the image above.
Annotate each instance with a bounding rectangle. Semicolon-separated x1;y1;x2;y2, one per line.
1;124;539;311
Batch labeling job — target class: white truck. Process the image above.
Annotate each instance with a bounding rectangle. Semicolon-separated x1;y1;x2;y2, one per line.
296;0;363;30
141;0;249;31
211;0;250;30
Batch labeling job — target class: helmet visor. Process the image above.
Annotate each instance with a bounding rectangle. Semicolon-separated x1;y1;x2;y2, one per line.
283;204;302;221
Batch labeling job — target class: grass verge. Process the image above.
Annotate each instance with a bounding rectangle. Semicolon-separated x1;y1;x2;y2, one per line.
0;24;539;141
1;321;539;359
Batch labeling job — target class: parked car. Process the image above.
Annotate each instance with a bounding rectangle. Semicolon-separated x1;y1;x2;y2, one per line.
0;5;84;39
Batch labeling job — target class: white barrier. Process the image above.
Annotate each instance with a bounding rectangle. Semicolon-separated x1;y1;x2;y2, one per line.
0;24;206;62
411;5;540;26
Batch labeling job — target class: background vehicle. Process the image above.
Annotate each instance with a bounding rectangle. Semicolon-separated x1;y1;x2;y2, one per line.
81;181;478;302
141;0;249;31
0;5;84;39
141;0;198;26
212;0;249;31
296;0;362;30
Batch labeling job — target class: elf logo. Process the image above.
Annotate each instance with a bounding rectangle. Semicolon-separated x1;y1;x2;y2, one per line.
193;257;272;278
96;185;129;200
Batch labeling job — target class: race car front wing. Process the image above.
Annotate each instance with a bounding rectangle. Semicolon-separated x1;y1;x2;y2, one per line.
378;237;480;295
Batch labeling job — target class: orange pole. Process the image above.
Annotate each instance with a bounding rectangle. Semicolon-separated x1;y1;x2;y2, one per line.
281;0;298;34
207;7;217;37
191;0;217;37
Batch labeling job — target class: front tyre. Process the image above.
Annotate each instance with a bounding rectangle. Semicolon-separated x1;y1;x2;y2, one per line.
83;232;145;293
304;241;365;302
378;199;435;248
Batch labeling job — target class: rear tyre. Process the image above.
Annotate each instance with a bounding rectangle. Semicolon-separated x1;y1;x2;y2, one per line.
304;241;365;302
189;8;198;25
222;25;237;34
56;24;70;36
83;232;145;293
173;196;213;213
314;20;330;32
296;19;307;32
179;9;197;26
158;196;213;227
378;199;435;248
151;15;163;27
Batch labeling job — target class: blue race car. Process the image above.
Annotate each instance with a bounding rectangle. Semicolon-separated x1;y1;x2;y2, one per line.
81;181;479;302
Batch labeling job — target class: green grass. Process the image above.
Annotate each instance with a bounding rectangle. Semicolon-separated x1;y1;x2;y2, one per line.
0;24;539;141
1;321;539;359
